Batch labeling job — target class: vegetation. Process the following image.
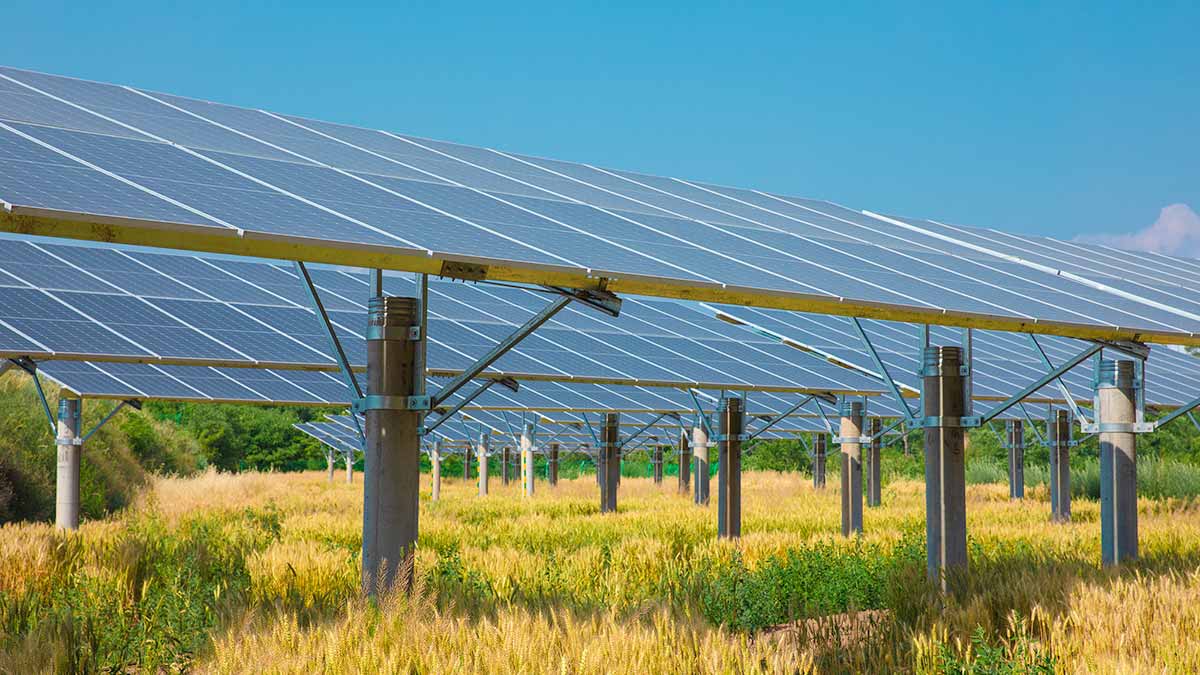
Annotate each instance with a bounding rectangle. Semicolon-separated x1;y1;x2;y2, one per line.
3;471;1200;672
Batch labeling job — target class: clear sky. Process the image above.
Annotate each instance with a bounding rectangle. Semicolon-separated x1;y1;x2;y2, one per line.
2;1;1196;244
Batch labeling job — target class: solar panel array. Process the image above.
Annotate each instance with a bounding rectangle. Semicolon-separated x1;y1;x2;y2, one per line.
0;238;884;396
706;304;1200;410
0;67;1197;346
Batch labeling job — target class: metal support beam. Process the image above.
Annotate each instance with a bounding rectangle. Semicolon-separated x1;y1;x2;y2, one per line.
677;426;692;496
477;432;490;496
840;400;864;536
600;413;620;513
432;291;588;408
424;377;518;435
361;292;421;597
1007;419;1024;499
326;449;336;483
1028;334;1090;426
1049;410;1071;522
652;444;664;484
521;422;535;498
692;424;711;506
717;397;744;539
977;342;1104;426
924;345;968;591
1151;393;1200;431
852;318;919;424
502;445;511;485
1099;359;1138;565
80;399;142;444
345;450;354;484
812;432;827;489
431;440;442;501
548;442;559;487
295;261;364;439
747;394;817;441
11;358;56;436
55;396;81;530
866;418;882;507
618;411;671;449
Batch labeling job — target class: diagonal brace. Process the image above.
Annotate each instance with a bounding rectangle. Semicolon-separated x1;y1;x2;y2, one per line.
618;412;671;449
10;358;56;436
748;394;817;441
1153;395;1200;431
851;318;919;424
424;377;519;435
294;261;364;439
977;342;1103;425
1027;334;1090;426
82;399;142;443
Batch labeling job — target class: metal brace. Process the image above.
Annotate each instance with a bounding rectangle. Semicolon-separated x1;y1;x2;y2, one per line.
355;394;432;412
714;433;749;442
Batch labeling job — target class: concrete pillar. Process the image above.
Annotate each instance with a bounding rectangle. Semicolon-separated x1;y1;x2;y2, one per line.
502;446;511;485
813;433;827;489
653;444;664;484
1050;410;1071;522
840;401;864;536
677;427;692;495
326;450;336;483
693;425;711;506
600;413;620;513
477;433;490;496
55;396;82;530
521;423;535;498
867;417;882;507
463;444;470;481
1099;359;1137;566
924;345;968;590
1007;420;1024;499
548;442;559;486
362;295;421;596
431;442;441;502
717;397;743;539
345;451;354;484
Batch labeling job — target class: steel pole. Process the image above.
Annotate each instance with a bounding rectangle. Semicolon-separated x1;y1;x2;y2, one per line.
924;345;968;590
867;417;882;507
55;397;81;530
693;425;710;506
1100;359;1137;565
1050;410;1071;522
717;397;743;539
840;400;864;536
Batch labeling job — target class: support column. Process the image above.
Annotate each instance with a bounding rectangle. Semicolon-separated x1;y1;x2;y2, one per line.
1007;420;1024;499
600;413;620;513
463;444;470;481
867;417;882;507
502;446;511;485
362;295;421;596
677;427;692;495
55;396;82;531
521;423;535;498
840;400;864;536
693;425;711;506
924;345;968;590
813;433;827;489
548;442;559;486
431;441;441;501
1050;410;1071;522
477;433;490;496
653;444;664;484
345;451;354;484
717;397;743;539
1099;359;1137;565
326;450;336;483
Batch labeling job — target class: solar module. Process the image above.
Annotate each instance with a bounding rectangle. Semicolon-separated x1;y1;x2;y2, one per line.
0;238;886;395
0;67;1196;346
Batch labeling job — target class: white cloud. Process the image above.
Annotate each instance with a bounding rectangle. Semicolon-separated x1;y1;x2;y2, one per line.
1077;204;1200;258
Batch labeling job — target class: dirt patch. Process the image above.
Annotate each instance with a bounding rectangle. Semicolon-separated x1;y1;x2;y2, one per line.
759;609;893;652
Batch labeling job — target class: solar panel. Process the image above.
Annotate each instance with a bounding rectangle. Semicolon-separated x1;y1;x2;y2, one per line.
0;238;886;395
0;67;1195;346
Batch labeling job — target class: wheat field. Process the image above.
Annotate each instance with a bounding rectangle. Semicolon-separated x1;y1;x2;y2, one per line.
3;469;1200;673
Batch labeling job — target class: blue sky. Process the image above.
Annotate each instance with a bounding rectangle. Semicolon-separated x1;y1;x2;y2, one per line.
2;1;1196;242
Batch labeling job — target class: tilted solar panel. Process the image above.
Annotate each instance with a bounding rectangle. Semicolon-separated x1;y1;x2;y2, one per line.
0;67;1195;346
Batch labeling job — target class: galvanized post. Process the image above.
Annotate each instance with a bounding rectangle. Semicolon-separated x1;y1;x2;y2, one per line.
326;449;336;483
548;442;559;487
502;446;511;485
1050;410;1071;522
924;345;968;590
840;400;864;536
677;427;692;495
717;397;743;538
362;293;422;597
55;396;82;531
1007;419;1024;499
813;432;827;489
653;444;664;484
521;423;535;498
477;432;490;496
693;425;710;506
600;413;620;513
431;441;441;502
867;417;882;507
1099;359;1137;565
345;451;353;484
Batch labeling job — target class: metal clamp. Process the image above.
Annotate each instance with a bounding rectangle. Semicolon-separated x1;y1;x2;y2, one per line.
833;435;872;444
365;325;422;341
714;433;749;442
55;437;83;446
920;415;981;429
356;394;432;412
1081;421;1155;434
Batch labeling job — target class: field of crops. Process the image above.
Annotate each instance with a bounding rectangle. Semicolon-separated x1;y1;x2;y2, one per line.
3;469;1200;673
